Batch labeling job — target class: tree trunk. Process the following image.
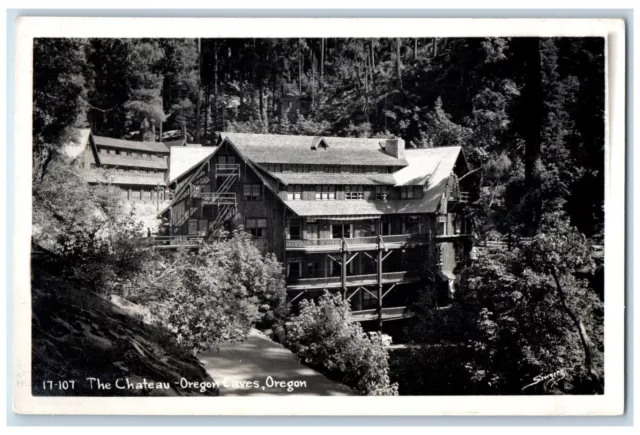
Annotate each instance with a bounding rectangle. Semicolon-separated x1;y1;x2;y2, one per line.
204;82;209;142
311;49;315;109
550;266;602;391
396;38;402;90
195;38;202;144
299;40;303;94
522;37;544;232
414;38;418;60
214;41;219;131
320;38;324;89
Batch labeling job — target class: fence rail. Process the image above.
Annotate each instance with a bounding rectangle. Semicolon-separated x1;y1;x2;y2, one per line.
285;234;429;249
286;271;418;289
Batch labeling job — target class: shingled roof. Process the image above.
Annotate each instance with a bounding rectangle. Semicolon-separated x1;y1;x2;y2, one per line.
220;132;408;166
393;146;462;186
93;135;170;154
167;146;218;184
99;154;168;170
267;172;398;186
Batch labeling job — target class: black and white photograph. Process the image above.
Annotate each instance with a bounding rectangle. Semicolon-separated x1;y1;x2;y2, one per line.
11;16;626;416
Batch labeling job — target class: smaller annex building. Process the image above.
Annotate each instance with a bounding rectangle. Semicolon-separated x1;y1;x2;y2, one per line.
66;129;173;204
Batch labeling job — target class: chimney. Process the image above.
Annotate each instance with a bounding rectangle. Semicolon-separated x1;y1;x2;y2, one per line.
386;138;405;160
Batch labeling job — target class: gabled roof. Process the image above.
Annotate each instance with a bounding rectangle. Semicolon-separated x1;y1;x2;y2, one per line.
92;135;170;154
167;146;217;184
393;146;462;187
219;132;408;166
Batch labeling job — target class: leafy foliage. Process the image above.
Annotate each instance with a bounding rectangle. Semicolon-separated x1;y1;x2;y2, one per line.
285;293;398;396
400;213;603;395
32;158;149;293
125;230;288;354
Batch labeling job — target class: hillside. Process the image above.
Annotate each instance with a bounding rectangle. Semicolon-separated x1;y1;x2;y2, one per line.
31;255;218;397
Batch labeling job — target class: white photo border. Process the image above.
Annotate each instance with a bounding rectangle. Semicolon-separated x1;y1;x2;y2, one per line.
12;17;626;416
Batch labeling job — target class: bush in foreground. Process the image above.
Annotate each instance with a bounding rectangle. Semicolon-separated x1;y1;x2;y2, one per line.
285;293;398;396
128;230;288;355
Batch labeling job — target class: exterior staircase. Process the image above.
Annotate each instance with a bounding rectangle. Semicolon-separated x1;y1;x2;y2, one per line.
191;163;240;237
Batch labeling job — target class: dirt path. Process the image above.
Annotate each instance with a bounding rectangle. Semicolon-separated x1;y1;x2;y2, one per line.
198;329;355;396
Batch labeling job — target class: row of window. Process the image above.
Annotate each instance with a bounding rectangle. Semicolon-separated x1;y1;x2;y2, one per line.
87;162;165;174
286;185;416;200
98;147;167;160
261;163;394;174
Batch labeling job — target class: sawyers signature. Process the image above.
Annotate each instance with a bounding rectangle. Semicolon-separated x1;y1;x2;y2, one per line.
522;369;567;391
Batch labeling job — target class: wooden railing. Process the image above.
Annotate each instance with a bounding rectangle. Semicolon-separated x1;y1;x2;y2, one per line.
215;163;240;177
193;191;237;205
449;191;470;203
285;234;429;249
286;271;418;289
150;235;206;247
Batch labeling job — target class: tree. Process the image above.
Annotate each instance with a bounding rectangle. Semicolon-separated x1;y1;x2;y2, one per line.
33;38;90;179
122;40;166;141
32;158;149;293
523;212;603;390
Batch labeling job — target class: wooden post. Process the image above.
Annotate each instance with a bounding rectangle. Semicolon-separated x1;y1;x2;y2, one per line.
341;237;347;300
377;235;383;331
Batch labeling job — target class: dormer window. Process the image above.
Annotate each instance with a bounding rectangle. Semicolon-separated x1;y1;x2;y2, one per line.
311;136;328;151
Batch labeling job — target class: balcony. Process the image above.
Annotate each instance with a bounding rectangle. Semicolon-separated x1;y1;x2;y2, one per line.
448;191;470;204
286;271;419;291
215;163;240;177
350;306;413;323
192;191;236;205
285;234;429;252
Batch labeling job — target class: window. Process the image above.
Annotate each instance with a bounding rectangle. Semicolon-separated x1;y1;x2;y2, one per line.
219;155;235;165
287;260;302;279
400;186;414;199
323;186;335;200
288;185;302;200
202;205;215;218
246;218;267;238
289;220;301;240
405;215;421;235
274;163;282;172
116;150;121;155
345;185;364;200
437;215;448;236
375;186;389;200
306;223;319;239
188;219;198;235
283;164;291;172
316;185;334;200
307;261;320;277
332;223;352;239
243;183;261;200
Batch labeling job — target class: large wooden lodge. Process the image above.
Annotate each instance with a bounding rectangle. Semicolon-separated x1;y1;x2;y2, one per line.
161;133;474;325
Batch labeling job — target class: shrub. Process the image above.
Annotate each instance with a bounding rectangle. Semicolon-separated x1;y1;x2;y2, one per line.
32;160;152;293
129;230;288;354
285;293;398;396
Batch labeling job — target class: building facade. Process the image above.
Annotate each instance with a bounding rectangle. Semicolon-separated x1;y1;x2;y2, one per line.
70;129;172;204
163;133;474;326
